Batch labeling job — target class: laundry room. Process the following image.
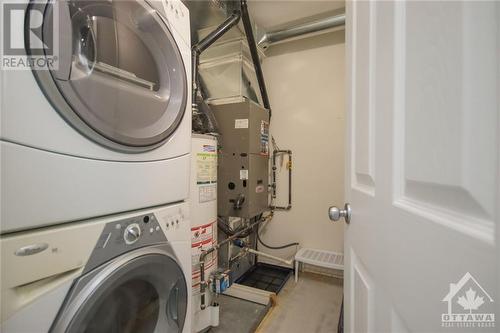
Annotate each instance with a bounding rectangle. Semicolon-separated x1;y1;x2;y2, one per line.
1;1;499;333
187;0;346;331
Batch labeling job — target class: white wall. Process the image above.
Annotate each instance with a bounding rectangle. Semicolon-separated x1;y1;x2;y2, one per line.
258;30;346;264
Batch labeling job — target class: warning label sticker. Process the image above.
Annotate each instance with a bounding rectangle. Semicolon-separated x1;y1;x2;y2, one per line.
240;169;249;180
196;153;217;185
260;120;269;156
199;184;216;203
235;118;249;129
191;221;217;291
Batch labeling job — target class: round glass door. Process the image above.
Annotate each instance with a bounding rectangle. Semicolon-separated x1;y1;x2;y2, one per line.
27;0;187;151
53;254;188;333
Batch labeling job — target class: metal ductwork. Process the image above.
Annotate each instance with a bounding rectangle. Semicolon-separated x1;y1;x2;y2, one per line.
184;0;238;44
240;0;271;114
190;0;272;133
258;12;345;49
191;11;242;134
192;11;242;106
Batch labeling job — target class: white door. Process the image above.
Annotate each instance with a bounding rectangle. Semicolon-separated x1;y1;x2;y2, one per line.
337;1;499;332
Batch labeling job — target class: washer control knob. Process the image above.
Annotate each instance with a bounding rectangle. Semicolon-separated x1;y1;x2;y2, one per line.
124;223;141;244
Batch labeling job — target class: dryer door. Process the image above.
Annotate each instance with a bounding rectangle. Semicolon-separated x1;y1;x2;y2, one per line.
51;252;188;333
26;0;187;152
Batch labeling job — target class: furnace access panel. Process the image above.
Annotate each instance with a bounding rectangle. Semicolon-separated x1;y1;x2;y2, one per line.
211;98;270;218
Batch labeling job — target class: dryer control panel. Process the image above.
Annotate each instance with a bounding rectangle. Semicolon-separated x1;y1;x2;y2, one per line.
83;202;189;274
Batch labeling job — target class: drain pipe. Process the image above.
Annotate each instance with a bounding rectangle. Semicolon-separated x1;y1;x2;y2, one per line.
192;11;241;126
240;0;271;116
229;246;293;266
245;248;294;266
258;12;346;49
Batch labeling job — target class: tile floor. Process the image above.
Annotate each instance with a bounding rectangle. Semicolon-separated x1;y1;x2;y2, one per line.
256;272;343;333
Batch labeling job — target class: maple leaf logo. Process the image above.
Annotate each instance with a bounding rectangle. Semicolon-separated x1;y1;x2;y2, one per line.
457;288;485;313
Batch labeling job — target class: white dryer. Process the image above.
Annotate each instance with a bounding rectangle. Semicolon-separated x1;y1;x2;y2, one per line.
0;0;192;233
0;202;192;333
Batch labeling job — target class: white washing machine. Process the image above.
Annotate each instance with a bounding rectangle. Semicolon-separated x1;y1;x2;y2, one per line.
0;202;191;333
0;0;192;233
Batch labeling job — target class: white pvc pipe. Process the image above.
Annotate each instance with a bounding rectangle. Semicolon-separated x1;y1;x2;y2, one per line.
210;303;220;327
246;248;294;266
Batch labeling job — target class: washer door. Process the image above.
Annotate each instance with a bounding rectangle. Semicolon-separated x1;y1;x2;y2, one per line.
27;0;187;152
51;253;188;333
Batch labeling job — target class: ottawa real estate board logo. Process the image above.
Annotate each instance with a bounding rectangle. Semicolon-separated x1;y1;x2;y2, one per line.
442;272;495;329
1;1;59;70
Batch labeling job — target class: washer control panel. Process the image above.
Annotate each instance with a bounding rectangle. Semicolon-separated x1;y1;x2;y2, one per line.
84;203;189;273
98;213;165;249
85;213;166;273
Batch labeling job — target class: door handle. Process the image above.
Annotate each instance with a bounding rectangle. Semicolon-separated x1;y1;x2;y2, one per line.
328;203;351;224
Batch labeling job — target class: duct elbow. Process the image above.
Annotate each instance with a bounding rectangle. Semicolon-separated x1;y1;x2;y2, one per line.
258;34;269;49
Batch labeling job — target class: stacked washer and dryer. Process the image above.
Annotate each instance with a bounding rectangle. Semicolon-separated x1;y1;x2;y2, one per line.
1;0;192;332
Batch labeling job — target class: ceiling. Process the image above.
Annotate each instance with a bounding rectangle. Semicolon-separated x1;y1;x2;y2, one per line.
248;0;345;30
